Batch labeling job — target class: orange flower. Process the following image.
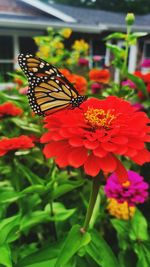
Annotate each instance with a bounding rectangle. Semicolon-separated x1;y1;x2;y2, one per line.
69;74;87;95
89;69;110;83
59;68;72;77
59;69;87;95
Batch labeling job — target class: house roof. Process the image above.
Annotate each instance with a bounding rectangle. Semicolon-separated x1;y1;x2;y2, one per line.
0;0;150;33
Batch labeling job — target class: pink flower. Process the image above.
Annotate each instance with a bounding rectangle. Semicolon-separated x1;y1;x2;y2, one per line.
91;83;103;94
105;170;149;206
122;80;136;89
93;55;102;62
132;103;144;111
78;58;89;66
141;59;150;68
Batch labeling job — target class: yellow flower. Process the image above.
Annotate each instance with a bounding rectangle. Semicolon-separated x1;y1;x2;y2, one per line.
34;37;41;45
54;41;64;50
61;28;72;38
56;49;64;55
36;46;50;58
107;198;135;220
72;39;89;52
66;58;73;65
40;46;50;54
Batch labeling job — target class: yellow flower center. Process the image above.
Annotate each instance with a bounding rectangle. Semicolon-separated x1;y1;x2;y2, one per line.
84;108;116;129
122;180;131;187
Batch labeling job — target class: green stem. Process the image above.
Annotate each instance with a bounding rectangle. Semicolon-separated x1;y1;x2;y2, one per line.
50;200;58;241
82;174;101;232
122;24;131;78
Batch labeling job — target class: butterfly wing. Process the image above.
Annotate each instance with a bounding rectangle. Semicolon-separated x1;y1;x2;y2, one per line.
28;76;76;116
18;53;82;116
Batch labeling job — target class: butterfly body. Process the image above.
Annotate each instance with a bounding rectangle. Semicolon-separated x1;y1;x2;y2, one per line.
18;53;86;116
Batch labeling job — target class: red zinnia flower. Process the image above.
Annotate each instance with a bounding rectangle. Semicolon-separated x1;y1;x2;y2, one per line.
134;71;150;84
0;102;23;117
0;135;35;156
89;69;110;83
41;96;150;183
134;71;143;80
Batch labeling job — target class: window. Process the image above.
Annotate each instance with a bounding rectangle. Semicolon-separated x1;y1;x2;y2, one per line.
143;42;150;58
0;36;14;81
19;37;37;54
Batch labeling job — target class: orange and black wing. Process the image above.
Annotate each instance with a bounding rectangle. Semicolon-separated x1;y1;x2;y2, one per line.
18;53;81;116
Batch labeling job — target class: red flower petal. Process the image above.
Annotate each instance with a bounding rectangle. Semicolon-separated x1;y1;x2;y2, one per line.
68;147;88;167
84;154;101;176
131;149;150;165
69;137;83;147
93;145;108;157
125;148;137;157
43;142;59;158
83;140;99;149
55;146;71;167
114;145;128;155
99;153;117;172
111;136;128;144
101;142;117;152
114;157;128;184
127;138;144;150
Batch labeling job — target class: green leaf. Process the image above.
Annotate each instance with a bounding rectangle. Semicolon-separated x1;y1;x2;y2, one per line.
14;161;44;185
104;32;126;40
86;229;119;267
20;211;51;231
127;73;148;97
129;209;148;241
0;215;20;245
17;245;59;267
45;202;76;221
21;203;75;231
106;43;124;55
0;244;12;267
21;185;46;195
18;259;57;267
52;180;84;199
134;242;150;267
55;224;91;267
0;186;22;204
111;219;129;250
11;118;41;134
131;32;148;38
118;250;137;267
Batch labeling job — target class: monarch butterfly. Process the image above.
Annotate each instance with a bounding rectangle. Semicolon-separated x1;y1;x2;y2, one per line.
18;53;86;116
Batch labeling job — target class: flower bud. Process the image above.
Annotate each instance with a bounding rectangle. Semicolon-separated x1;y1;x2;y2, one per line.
125;13;135;26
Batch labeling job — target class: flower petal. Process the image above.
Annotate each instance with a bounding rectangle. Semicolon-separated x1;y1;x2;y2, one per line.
99;153;117;172
101;142;117;152
68;147;88;167
69;137;83;147
93;144;108;157
111;136;128;144
84;154;101;176
131;149;150;165
114;157;128;184
83;140;99;149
